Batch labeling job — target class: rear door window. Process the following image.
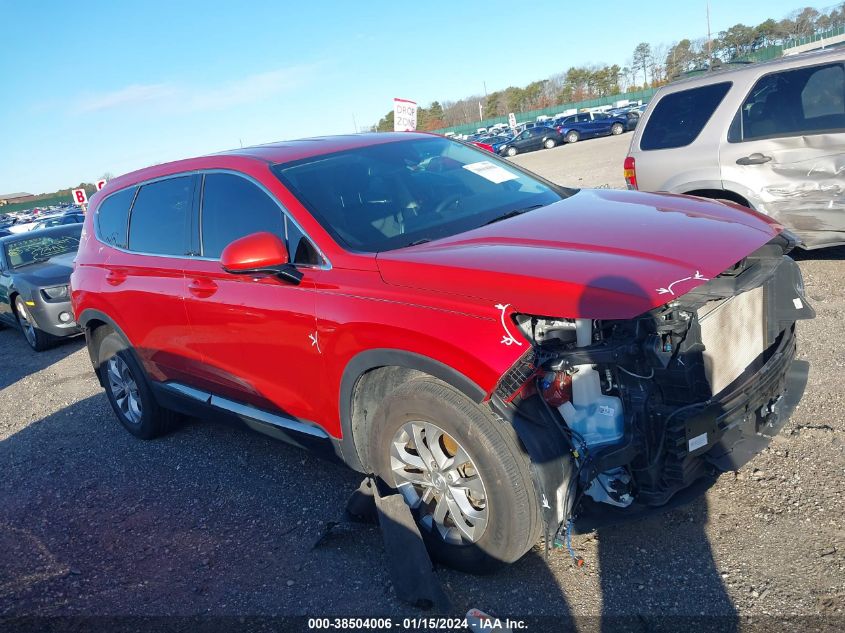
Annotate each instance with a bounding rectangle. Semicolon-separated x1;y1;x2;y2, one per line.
730;62;845;142
128;176;195;256
96;187;135;249
640;81;732;150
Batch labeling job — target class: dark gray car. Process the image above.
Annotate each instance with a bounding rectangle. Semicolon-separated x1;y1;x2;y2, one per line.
0;224;82;350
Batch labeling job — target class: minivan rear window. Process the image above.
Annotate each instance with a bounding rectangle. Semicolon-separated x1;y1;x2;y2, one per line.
640;82;732;150
96;187;135;249
128;176;194;256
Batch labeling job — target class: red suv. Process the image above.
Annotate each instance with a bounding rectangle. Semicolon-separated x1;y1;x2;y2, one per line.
71;133;813;573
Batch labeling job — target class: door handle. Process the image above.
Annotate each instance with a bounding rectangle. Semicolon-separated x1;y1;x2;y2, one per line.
105;269;128;286
188;278;218;298
736;153;772;166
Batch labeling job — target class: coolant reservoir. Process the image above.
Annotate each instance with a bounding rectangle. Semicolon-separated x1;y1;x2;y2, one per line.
559;365;624;449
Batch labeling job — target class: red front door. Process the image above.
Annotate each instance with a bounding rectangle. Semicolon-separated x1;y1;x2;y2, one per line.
179;171;325;425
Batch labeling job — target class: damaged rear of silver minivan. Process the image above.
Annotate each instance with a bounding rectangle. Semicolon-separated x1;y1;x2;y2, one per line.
490;231;815;542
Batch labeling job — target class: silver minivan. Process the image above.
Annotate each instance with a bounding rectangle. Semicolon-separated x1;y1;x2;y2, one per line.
625;49;845;249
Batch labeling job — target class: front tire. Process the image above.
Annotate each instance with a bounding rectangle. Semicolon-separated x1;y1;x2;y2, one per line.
565;131;580;143
369;378;542;574
14;296;54;352
97;331;178;439
543;138;556;149
505;146;518;157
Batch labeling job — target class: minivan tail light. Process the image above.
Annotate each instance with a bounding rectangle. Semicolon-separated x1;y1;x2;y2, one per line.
623;156;638;190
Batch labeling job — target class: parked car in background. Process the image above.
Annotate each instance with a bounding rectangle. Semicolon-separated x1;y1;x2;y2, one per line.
484;134;515;154
499;126;564;156
0;224;82;350
555;112;629;143
621;110;641;131
514;121;537;134
471;140;495;153
32;212;85;231
625;48;845;249
8;213;69;234
72;132;812;573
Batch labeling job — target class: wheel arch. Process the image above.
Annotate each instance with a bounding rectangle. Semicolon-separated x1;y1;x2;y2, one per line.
9;291;21;318
337;349;485;473
76;308;137;383
683;188;753;209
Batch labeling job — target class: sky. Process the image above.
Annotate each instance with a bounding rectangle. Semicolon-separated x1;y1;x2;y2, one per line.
0;0;819;194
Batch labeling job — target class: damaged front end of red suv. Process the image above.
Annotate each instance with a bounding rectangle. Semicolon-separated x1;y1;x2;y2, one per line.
489;230;814;538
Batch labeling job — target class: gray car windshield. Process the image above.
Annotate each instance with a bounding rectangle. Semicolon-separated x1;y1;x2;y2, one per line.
4;226;82;269
272;137;569;252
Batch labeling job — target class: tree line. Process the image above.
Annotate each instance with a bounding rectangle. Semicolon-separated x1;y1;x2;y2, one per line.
374;3;845;131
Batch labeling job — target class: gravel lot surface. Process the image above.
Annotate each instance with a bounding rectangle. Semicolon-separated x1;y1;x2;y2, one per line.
1;133;843;629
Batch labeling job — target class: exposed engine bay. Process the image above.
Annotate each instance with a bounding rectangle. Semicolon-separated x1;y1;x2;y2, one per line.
491;232;815;539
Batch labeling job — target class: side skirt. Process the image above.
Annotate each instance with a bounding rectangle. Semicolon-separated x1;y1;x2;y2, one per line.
150;381;342;462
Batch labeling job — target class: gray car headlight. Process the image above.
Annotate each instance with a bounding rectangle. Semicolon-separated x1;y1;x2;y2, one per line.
41;285;69;301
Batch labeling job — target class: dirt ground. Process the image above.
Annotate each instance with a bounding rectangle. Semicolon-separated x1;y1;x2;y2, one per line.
1;132;843;630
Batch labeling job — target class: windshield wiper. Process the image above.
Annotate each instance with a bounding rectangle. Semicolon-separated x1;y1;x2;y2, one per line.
404;238;432;247
484;204;544;226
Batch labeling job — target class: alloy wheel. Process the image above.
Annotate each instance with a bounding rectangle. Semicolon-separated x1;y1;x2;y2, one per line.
106;355;143;424
390;421;489;545
15;298;37;348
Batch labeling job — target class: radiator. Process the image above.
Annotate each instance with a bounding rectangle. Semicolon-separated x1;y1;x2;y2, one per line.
697;286;765;396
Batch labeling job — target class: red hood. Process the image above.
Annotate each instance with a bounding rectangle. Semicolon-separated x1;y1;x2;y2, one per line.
376;189;782;319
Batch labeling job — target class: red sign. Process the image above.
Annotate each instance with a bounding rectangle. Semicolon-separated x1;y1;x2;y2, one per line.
72;188;88;205
96;180;107;191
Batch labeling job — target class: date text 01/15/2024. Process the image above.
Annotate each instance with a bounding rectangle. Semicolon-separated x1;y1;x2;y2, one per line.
307;615;528;630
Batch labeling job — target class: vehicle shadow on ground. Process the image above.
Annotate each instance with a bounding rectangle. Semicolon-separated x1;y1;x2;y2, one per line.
1;399;736;628
575;274;738;629
0;328;84;391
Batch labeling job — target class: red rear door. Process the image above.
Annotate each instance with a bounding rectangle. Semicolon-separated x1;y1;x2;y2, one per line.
103;174;198;384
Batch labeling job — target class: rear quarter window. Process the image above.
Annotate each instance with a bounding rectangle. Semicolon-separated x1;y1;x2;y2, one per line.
640;81;732;150
95;187;135;248
728;62;845;142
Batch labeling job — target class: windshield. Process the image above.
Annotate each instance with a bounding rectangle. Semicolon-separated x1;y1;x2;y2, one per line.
272;137;569;252
3;225;82;269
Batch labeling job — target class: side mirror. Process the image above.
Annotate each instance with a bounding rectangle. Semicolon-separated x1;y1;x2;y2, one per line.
220;232;303;285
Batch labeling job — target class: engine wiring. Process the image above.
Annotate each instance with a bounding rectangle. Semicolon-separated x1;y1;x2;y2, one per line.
617;365;655;380
535;378;601;567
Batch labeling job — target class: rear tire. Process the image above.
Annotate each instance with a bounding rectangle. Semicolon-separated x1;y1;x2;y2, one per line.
565;131;580;143
97;331;178;439
368;378;542;574
505;146;518;157
611;122;624;135
543;138;556;149
14;296;54;352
